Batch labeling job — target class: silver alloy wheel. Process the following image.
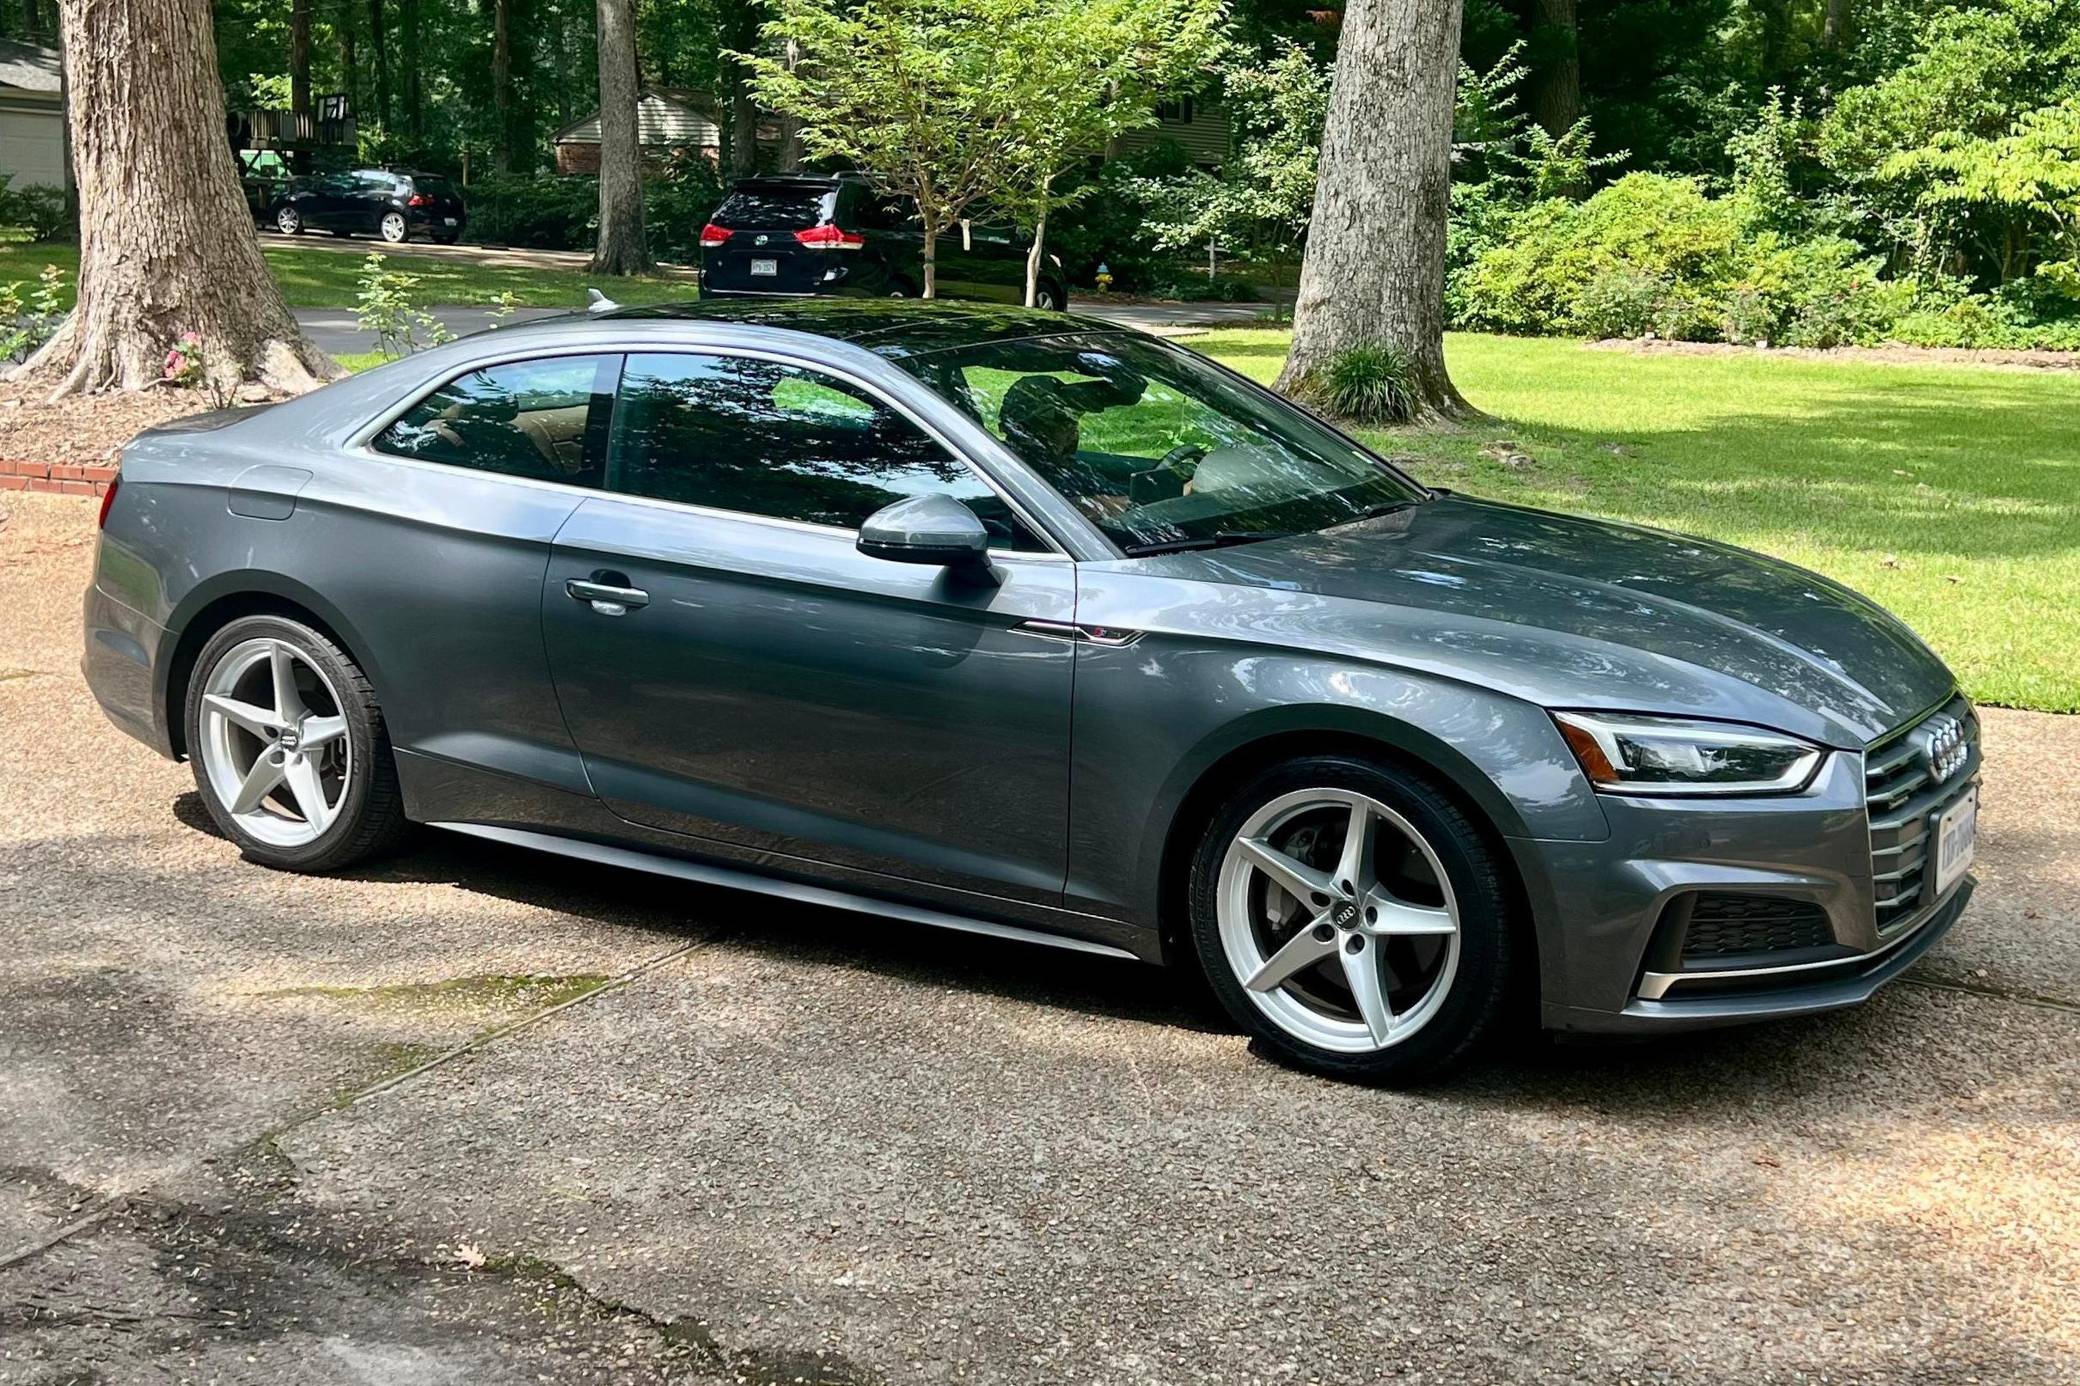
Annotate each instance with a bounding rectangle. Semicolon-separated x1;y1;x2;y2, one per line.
1035;287;1058;310
197;638;352;849
276;207;300;234
380;212;408;242
1216;788;1461;1053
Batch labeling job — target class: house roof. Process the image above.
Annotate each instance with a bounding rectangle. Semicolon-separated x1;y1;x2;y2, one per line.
551;87;723;147
0;38;61;94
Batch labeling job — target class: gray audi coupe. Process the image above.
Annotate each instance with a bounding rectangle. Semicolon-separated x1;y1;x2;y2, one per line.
81;300;1979;1082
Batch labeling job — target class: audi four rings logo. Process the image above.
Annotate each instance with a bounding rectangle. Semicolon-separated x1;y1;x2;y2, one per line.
1921;714;1968;783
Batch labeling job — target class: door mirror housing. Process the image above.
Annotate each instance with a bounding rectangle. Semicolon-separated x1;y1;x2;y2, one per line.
857;494;992;569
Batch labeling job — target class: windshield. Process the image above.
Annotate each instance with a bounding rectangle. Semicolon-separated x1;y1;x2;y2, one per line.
893;334;1428;554
713;184;835;231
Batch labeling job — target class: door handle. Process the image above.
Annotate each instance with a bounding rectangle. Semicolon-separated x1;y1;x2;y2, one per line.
566;576;649;616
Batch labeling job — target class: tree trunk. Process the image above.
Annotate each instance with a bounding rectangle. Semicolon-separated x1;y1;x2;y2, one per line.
14;0;339;398
402;0;422;140
726;60;758;176
774;36;803;172
590;0;652;274
289;0;312;173
1822;0;1851;49
368;0;389;133
1023;186;1050;308
337;12;359;129
1525;0;1580;140
920;221;937;298
491;0;512;173
1275;0;1472;422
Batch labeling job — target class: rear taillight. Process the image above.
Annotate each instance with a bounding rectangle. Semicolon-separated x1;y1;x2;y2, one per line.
407;193;432;208
794;224;866;250
97;474;120;529
700;223;733;248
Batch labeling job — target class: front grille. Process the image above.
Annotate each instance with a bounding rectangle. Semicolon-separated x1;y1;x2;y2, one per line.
1865;695;1979;934
1680;894;1834;960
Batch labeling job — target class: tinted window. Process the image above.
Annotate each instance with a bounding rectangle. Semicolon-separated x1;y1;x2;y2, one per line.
712;184;834;230
414;175;457;198
894;333;1426;555
610;352;1046;551
374;354;618;486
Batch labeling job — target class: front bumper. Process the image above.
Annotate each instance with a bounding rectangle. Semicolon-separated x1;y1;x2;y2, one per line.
1512;737;1980;1035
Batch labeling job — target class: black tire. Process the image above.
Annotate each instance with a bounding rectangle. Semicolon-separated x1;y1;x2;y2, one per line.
184;615;411;873
1035;278;1069;311
1186;754;1516;1085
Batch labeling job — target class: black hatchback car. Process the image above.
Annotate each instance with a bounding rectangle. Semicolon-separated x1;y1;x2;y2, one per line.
700;173;1069;310
269;169;467;245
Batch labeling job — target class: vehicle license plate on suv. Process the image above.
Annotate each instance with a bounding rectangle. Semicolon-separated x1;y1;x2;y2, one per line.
750;258;778;276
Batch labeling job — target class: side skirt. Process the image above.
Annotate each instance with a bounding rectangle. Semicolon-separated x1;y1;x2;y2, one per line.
429;821;1144;962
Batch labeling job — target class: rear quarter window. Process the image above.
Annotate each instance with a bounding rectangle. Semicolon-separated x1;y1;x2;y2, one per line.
372;355;619;487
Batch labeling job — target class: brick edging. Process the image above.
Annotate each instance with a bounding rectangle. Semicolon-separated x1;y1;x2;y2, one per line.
0;460;117;496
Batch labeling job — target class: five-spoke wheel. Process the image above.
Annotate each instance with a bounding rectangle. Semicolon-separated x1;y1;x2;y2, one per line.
1190;756;1514;1083
185;616;408;871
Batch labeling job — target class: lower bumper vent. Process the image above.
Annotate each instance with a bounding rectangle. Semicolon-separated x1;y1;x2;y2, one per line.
1680;894;1834;960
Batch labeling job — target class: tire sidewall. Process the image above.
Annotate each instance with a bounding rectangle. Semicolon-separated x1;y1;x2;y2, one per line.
1186;754;1513;1084
184;615;386;872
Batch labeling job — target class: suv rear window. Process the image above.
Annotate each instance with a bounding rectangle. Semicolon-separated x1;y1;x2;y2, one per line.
712;184;834;231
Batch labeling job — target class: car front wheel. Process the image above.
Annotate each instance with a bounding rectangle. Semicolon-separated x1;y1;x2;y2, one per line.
1187;755;1515;1084
184;616;409;872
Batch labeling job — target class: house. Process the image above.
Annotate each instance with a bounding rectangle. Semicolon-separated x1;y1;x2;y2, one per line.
0;38;66;192
1113;95;1231;168
552;88;734;174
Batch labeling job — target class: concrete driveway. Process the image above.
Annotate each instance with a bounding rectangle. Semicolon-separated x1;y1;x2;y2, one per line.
2;490;2075;1384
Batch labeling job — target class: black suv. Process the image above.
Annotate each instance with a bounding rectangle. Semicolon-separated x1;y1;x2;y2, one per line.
268;169;467;245
699;174;1069;310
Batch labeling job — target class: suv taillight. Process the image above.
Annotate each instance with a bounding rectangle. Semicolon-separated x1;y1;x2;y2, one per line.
700;223;733;248
794;225;866;250
97;474;120;529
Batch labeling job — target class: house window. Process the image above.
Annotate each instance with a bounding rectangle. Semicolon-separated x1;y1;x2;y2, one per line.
1154;97;1196;124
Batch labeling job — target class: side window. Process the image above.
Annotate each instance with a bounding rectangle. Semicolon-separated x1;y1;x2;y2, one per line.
609;352;1049;552
372;354;619;487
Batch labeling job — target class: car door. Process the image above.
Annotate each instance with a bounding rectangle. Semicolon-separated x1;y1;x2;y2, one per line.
540;348;1077;906
936;221;1026;304
314;351;620;797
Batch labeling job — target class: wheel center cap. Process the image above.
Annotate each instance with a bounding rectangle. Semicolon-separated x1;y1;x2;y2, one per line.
278;727;301;753
1329;899;1360;930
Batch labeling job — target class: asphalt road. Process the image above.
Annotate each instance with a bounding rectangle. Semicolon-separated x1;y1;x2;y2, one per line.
291;299;1276;356
2;489;2075;1384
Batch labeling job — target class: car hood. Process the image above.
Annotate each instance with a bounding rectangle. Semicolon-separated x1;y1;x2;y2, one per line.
1139;495;1953;746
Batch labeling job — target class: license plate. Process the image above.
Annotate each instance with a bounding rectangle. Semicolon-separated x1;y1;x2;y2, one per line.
443;217;458;227
1933;788;1978;895
750;258;778;277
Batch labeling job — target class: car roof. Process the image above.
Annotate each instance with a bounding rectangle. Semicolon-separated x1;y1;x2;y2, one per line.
560;297;1129;360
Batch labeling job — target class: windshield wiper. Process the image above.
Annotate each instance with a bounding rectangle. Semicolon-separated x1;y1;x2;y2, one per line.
1122;530;1286;557
1348;499;1423;522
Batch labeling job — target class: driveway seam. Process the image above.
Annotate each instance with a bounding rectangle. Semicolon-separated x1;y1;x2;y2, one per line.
0;930;723;1273
1903;972;2080;1016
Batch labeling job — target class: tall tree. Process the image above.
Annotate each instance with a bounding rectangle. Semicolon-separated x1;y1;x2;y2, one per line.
289;0;312;171
591;0;653;273
1524;0;1579;139
721;0;761;177
401;0;422;138
367;0;389;132
1275;0;1472;420
336;6;359;127
490;0;513;171
14;0;337;397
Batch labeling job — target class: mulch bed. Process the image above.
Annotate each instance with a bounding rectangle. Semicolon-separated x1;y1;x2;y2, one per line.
0;382;223;491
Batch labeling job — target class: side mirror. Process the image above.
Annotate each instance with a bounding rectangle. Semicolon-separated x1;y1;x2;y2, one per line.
857;494;992;569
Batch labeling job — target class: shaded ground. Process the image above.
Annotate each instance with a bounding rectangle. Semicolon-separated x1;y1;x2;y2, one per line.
2;489;2076;1383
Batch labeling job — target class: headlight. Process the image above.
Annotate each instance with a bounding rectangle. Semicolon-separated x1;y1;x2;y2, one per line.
1552;711;1824;796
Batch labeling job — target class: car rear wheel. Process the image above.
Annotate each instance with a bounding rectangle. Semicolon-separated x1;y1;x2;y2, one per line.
185;616;409;873
1187;755;1515;1084
275;206;302;236
1034;280;1067;311
379;211;409;243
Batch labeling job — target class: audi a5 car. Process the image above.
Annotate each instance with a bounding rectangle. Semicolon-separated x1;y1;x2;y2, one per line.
81;301;1979;1082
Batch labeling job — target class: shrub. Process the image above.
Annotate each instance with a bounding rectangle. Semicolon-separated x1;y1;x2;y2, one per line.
643;152;728;263
354;252;453;356
462;173;599;251
1302;343;1419;424
0;176;68;243
1;264;67;364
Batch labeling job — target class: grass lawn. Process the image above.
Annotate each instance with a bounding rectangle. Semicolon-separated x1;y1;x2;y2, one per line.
1194;330;2080;712
0;239;696;311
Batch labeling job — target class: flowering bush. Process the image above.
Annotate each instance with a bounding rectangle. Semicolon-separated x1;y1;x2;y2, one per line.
163;331;205;387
